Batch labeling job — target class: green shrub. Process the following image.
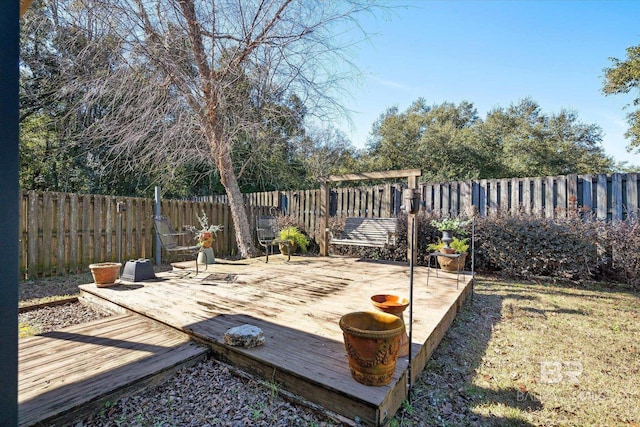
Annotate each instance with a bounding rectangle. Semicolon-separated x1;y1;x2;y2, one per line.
327;212;639;290
277;226;310;253
473;214;600;280
426;237;469;254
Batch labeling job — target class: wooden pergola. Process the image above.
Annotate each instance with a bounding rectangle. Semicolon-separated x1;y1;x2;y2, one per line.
318;169;422;257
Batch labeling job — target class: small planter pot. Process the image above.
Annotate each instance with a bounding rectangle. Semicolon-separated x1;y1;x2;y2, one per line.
89;262;122;287
197;247;215;264
370;294;410;358
339;311;405;386
437;252;468;272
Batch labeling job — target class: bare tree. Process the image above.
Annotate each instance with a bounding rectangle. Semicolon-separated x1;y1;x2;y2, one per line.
54;0;378;257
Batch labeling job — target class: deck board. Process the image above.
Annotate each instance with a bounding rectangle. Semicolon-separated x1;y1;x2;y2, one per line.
79;256;473;426
18;313;207;427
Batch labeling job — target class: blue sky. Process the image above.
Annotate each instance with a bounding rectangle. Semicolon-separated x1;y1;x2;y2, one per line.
336;0;640;167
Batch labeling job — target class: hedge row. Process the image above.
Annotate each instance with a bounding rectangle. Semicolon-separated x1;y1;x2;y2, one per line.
324;212;640;291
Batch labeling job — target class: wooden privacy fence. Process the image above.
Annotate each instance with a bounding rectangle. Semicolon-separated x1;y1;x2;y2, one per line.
420;173;640;220
20;173;640;278
237;173;640;238
19;191;235;279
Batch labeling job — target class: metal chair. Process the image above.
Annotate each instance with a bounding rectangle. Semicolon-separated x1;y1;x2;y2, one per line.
153;215;204;274
255;215;290;263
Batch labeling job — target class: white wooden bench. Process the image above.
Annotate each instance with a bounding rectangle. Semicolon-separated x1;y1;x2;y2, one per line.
330;217;398;248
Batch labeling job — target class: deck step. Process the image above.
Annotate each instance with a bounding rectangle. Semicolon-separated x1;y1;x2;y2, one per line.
18;313;208;427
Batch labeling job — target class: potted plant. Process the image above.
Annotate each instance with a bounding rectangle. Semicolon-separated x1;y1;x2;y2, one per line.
426;237;469;272
186;210;223;264
277;226;310;255
430;217;470;250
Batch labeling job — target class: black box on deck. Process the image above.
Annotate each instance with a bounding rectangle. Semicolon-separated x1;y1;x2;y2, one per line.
121;259;156;282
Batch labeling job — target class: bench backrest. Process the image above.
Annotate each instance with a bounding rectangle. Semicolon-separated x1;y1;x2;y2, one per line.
340;217;397;244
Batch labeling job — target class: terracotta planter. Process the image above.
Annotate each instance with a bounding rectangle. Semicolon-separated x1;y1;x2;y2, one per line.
370;294;410;358
437;252;468;272
89;262;122;287
339;311;405;386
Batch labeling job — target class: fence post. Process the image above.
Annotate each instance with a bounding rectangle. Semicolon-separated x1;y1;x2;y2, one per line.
154;186;162;265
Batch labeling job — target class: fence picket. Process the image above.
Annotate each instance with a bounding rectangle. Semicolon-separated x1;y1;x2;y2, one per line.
597;174;608;219
612;173;623;220
626;173;639;217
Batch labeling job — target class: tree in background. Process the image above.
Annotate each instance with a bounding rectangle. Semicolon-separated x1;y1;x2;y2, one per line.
364;97;614;181
295;125;358;185
478;98;613;177
603;44;640;152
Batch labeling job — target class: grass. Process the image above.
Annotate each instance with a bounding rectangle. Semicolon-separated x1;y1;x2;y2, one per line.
392;276;640;426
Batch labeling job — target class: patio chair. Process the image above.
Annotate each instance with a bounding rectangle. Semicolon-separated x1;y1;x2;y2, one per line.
153;215;204;274
256;215;290;263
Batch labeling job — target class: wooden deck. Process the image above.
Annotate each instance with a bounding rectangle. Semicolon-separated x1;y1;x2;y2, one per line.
77;255;473;426
18;313;207;427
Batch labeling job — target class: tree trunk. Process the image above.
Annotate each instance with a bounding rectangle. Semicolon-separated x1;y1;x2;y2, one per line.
215;137;257;258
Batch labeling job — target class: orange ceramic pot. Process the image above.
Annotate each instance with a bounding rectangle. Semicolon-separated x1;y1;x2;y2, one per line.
89;262;122;287
339;311;405;386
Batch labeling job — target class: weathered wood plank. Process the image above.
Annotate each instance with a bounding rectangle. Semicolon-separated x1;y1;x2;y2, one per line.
557;175;567;217
450;182;459;217
597;174;608;219
626;173;639;217
488;179;498;216
522;178;532;214
18;313;206;427
434;183;442;216
56;193;66;275
510;178;520;214
612;173;623;220
42;192;53;276
327;169;422;182
499;179;509;215
478;179;488;217
533;177;543;217
545;176;555;218
581;174;593;217
27;191;39;279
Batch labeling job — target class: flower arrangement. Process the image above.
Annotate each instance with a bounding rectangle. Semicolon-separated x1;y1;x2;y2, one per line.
186;210;223;248
430;217;471;235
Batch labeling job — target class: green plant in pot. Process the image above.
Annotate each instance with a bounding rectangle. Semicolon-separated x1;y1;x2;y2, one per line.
430;217;470;251
277;226;310;255
427;237;469;272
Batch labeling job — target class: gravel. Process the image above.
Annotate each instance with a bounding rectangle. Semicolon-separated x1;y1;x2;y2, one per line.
78;358;342;427
18;302;112;336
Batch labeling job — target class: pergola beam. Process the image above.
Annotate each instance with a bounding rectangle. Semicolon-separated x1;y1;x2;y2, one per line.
324;169;422;183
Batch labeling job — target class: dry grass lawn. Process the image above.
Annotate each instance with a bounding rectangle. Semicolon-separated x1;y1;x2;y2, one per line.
393;277;640;427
